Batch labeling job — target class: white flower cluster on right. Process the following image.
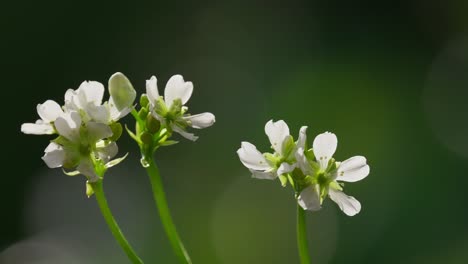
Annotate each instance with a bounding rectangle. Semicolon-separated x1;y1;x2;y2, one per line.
237;120;370;216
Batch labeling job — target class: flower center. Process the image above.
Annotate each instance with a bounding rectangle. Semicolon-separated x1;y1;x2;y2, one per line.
316;172;329;186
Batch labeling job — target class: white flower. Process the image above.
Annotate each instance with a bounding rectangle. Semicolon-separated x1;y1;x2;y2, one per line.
21;100;64;135
237;120;307;180
296;132;370;216
145;75;215;141
42;111;117;181
64;74;134;125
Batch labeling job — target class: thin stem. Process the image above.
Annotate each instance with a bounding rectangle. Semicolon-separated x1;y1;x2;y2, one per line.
297;204;311;264
92;181;144;264
145;158;192;264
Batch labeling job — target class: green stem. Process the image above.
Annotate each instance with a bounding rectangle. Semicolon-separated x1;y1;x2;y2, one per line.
297;204;311;264
92;181;144;264
145;158;192;264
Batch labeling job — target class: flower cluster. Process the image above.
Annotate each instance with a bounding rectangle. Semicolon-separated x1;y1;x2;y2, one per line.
21;73;135;186
128;74;215;165
237;120;370;216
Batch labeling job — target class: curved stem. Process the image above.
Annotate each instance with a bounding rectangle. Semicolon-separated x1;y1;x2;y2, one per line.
297;204;311;264
144;158;192;264
92;181;144;264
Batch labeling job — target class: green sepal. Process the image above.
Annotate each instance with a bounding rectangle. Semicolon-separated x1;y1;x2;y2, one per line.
62;169;81;176
279;174;288;187
304;148;315;161
138;107;149;120
105;153;129;168
108;122;123;142
125;124;141;144
287;174;296;191
159;140;179;147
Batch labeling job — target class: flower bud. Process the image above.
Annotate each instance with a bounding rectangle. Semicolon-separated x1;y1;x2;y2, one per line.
140;131;153;145
146;114;161;134
140;94;149;108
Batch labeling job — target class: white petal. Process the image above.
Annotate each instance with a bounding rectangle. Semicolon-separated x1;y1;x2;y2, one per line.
64;89;78;112
237;141;271;171
108;97;130;121
250;169;276;180
295;148;313;175
298;185;321;211
313;132;337;170
277;162;295;175
77;159;99;182
55;112;81;141
97;141;118;162
146;76;159;103
329;189;361;216
185;112;215;129
87;122;113;142
78;81;105;105
36;100;63;122
21;122;54;135
296;126;308;150
172;124;198;141
87;104;110;123
164;75;193;108
41;143;65;168
264;120;290;155
336;156;370;182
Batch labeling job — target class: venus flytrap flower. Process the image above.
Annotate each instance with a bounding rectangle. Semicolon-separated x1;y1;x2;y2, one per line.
145;75;215;141
125;74;216;264
237;120;307;185
21;73;143;264
237;121;371;264
296;132;370;216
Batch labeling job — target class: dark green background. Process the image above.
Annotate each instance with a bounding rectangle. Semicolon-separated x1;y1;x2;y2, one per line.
2;0;468;263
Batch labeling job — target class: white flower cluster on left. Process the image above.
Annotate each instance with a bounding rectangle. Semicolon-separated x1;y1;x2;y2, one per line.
21;73;136;182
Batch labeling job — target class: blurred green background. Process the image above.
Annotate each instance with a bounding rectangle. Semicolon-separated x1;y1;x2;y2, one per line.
2;0;468;263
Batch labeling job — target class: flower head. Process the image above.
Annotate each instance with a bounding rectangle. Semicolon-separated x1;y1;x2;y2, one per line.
237;120;307;182
21;73;134;191
296;132;370;216
237;120;370;216
145;75;215;141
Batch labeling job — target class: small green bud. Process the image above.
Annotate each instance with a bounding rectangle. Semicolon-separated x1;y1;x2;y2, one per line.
138;107;149;119
108;72;136;111
146;114;161;134
140;131;153;145
108;122;123;141
140;94;149;108
86;181;94;198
